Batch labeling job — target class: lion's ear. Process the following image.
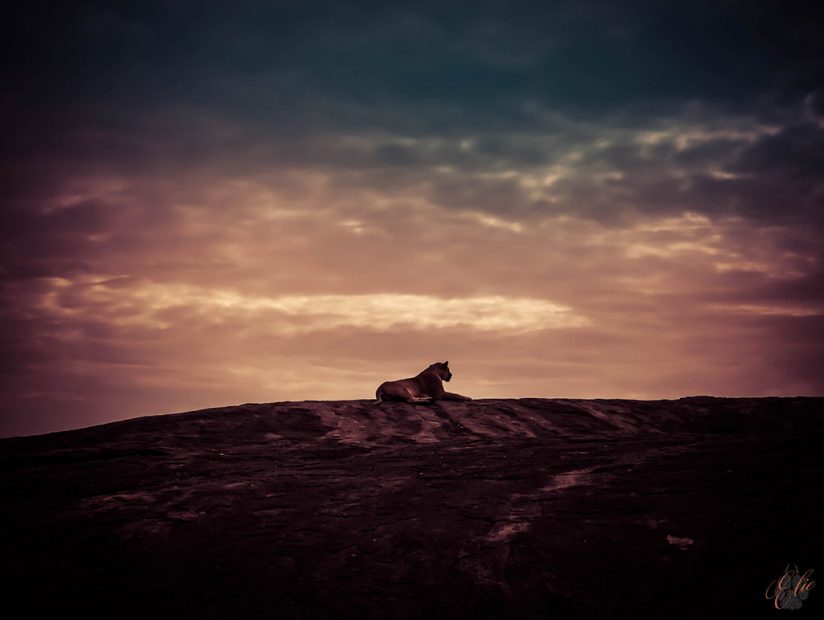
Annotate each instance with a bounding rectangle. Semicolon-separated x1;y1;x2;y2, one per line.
444;360;449;366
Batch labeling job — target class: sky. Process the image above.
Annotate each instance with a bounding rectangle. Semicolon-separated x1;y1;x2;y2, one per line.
2;0;824;437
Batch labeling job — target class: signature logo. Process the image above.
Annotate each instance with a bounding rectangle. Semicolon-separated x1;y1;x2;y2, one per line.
765;564;816;610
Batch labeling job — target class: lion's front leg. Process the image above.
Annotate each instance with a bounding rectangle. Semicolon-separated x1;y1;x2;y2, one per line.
409;396;433;403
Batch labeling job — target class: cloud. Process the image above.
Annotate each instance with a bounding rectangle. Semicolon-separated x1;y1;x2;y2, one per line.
29;276;590;332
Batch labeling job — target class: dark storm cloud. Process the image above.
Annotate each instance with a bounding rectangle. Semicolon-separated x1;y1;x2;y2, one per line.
5;1;820;130
3;0;822;250
4;1;822;197
3;1;821;231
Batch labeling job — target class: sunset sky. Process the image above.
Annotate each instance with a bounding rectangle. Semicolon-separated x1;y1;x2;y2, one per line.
2;1;823;436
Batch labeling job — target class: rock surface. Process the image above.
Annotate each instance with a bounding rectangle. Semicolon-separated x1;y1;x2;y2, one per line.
2;397;823;618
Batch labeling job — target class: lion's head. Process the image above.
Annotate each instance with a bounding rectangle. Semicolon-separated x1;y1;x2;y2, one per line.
429;360;452;382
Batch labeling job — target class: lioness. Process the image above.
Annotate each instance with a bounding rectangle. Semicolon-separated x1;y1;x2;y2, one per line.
375;361;472;404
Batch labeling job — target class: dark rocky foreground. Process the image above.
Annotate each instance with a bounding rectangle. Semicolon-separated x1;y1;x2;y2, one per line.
2;397;823;619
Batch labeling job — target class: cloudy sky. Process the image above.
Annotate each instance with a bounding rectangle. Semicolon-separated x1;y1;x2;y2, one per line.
2;0;823;436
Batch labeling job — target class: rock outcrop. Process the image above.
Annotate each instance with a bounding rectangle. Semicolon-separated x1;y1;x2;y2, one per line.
2;397;822;618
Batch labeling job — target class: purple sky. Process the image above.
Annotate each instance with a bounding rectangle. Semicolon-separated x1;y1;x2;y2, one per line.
2;1;824;436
